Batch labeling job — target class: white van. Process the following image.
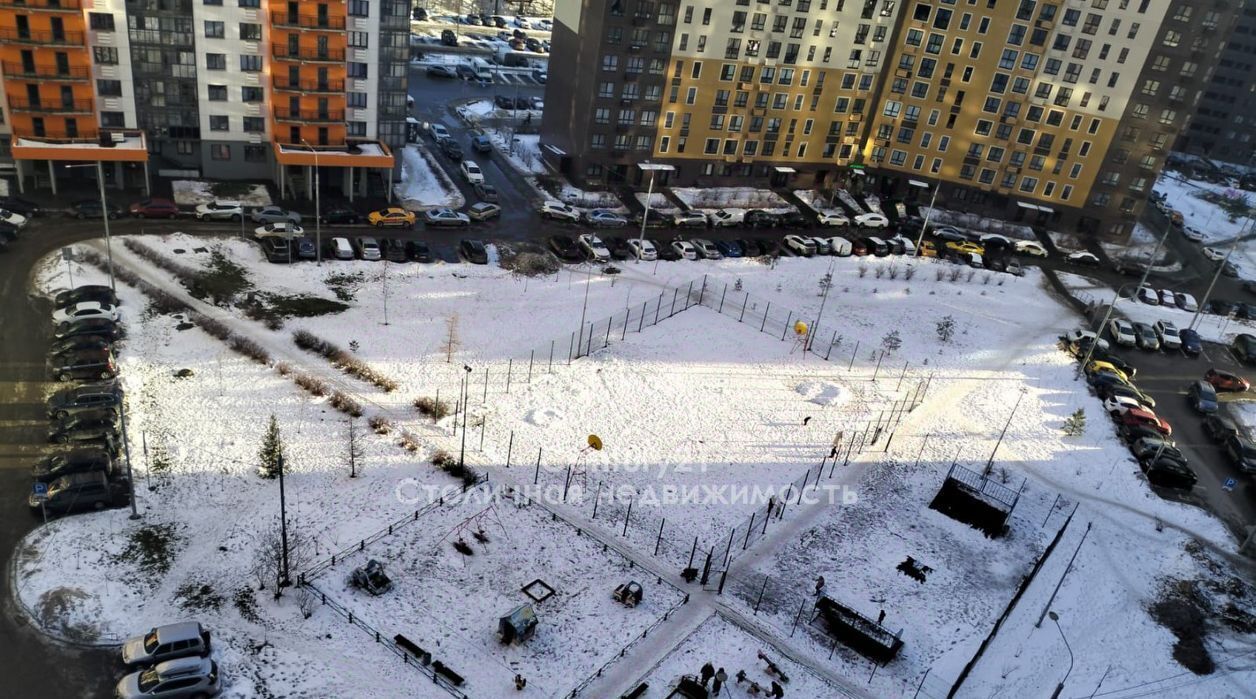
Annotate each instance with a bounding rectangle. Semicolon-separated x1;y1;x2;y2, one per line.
469;57;494;83
331;237;354;260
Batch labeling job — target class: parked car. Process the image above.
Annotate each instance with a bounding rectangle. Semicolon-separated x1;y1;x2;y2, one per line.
53;301;120;327
1179;328;1202;357
471;134;493;153
783;234;816;256
1153;320;1182;351
650;238;680;260
473;183;499;203
47;349;117;382
1204;299;1238;316
1104;395;1147;416
328;237;354;260
1067;251;1101;266
353;237;382;261
671;239;699;260
55;285;118;309
673;211;708;228
828;237;854;257
1085;360;1131;382
1224;435;1256;473
586;209;628;227
1233;334;1256;364
854;212;890;228
1105;320;1134;351
603;236;633;260
945;240;985;256
121;622;213;668
1174;292;1199;312
1118;407;1171;436
406;240;433;263
1131;322;1160;351
440;138;464;161
289;237;314;261
539;200;580;222
1131;438;1184;464
48;334;112;358
1142;457;1197;490
0;196;39;217
32;448;113;484
426;64;458;78
1095;381;1157;410
626;238;657;261
1204;368;1250;392
547;235;582;262
319;206;360;225
690;238;722;260
459;239;489;264
466;202;501;221
1015;240;1049;257
128;198;179;219
254;222;304;239
69;199;122;220
47;382;122;419
460;160;485;184
744;209;780;227
577;233;612;262
427;123;452;141
931;226;968;243
810;237;832;256
1181;225;1205;242
817;211;850;227
1202;247;1227;262
441;29;458;45
423;208;471;227
1187;380;1219;413
633;209;674;228
193;200;243;221
864;237;891;256
532;68;548;83
383;238;408;263
115;656;221;699
1203;414;1240;441
367;207;416;228
250;206;302;225
708;209;743;227
29;471;127;515
712;239;742;258
48;414;120;445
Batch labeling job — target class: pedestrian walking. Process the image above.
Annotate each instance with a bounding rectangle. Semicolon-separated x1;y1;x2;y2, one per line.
513;674;527;690
877;609;886;624
802;415;812;426
735;669;747;685
814;575;826;595
700;662;715;686
713;668;727;695
770;680;785;697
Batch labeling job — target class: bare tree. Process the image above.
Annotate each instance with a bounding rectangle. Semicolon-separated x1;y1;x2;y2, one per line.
444;314;460;363
295;586;316;620
346;416;363;478
254;518;313;600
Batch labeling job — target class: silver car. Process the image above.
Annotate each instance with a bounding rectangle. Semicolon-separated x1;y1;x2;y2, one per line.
249;205;302;225
116;656;220;699
121;622;212;667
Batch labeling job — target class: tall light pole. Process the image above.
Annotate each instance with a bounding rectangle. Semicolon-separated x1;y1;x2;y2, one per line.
278;452;291;587
984;387;1026;475
1047;611;1074;699
459;365;472;467
911;179;941;258
1188;217;1250;331
635;163;674;263
301;139;322;265
64;161;116;291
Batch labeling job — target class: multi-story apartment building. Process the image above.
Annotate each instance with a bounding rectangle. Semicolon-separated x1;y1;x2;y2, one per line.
543;0;1239;240
0;0;408;197
1177;1;1256;166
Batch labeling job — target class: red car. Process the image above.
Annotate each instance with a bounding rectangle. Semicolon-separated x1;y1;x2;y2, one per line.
1119;408;1172;437
129;197;179;219
1204;368;1250;393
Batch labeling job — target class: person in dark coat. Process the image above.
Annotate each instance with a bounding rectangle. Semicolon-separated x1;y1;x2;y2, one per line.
700;662;715;686
770;680;785;697
736;669;747;685
814;575;826;595
713;668;727;695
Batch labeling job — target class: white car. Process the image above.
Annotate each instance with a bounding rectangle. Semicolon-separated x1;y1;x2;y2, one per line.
423;208;471;226
854;212;890;228
627;238;657;261
783;234;816;256
1067;251;1100;266
1174;292;1199;312
888;234;916;255
53;301;120;326
577;233;611;262
1108;319;1137;347
254;222;304;239
194;200;244;221
690;238;722;259
1157;288;1175;306
460;160;484;184
428;123;452;141
1153;320;1182;350
709;209;743;227
539;200;580;222
1065;328;1110;352
1202;247;1226;261
1182;226;1205;243
1015;240;1049;257
0;207;28;229
817;211;850;227
1104;395;1145;416
672;239;699;260
1136;286;1159;305
828;237;853;256
585;209;628;227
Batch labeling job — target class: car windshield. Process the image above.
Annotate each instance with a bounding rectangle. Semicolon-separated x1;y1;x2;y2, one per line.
143;630;160;653
137;667;162;692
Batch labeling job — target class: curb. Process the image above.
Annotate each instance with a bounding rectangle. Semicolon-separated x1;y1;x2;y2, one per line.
5;527;123;650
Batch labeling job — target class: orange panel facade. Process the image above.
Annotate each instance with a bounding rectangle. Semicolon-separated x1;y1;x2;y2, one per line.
267;0;349;148
0;0;96;140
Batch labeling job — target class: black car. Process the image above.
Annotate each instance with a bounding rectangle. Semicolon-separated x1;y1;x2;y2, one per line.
32;448;114;484
756;238;782;257
604;236;634;260
0;222;18;242
320;207;361;225
778;211;810;228
738;239;763;257
55;284;118;309
68;199;122;220
1179;328;1202;357
48;334;112;356
441;139;464;161
1204;299;1238;316
47;349;116;382
1130;437;1183;463
1233;334;1256;365
47;382;122;419
261;237;293;263
441;29;458;46
495;95;517;109
48;415;120;445
0;196;39;217
633;210;673;228
1203;414;1240;441
1224;435;1256;473
412;6;427;20
1142;457;1197;490
53;318;122;341
1120;423;1170;445
1237;303;1256;321
547;235;582;262
29;472;129;515
384;238;408;263
651;239;681;261
460;239;488;264
295;237;318;261
744;210;780;227
407;240;433;263
714;239;744;258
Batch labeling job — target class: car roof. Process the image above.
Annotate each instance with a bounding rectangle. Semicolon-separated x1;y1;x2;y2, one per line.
153;656;211;676
154;621;204;642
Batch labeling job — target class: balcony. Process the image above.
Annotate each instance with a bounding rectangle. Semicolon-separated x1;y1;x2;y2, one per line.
273;108;345;123
0;28;85;46
8;98;93;114
272;46;346;62
270;12;346;30
272;77;345;93
0;0;82;10
1;63;89;81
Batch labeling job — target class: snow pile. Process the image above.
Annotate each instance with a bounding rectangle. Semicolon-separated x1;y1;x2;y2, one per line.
484;130;547;175
636;192;677;212
556;183;625;209
795;380;849;407
393;144;464;210
672;187;791;212
171;180;271;207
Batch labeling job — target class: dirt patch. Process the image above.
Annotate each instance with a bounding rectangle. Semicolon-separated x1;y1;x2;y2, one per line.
323;271;365;302
1148;579;1216;674
35;587;101;643
114;522;184;583
187;248;253;303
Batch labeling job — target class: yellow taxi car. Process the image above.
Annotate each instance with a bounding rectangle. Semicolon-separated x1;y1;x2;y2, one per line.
944;240;985;256
1084;360;1129;383
918;240;939;257
367;207;416;228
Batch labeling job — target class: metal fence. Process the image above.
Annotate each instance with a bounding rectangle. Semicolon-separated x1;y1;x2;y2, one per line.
562;594;691;699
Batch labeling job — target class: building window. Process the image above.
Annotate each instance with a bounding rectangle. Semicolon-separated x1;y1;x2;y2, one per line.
240;23;261;41
97;79;122;97
89;13;115;31
177;141;195;155
1162;30;1180;48
349;31;369;48
94;47;119;65
244;145;267;162
211;144;231;160
240;55;261;72
207;84;227;101
204;21;225;38
348;63;368;79
101;111;125;127
347;92;367;108
348;0;368;16
243;117;265;132
205;53;225;70
347;121;367;137
209;115;229;131
242;87;263;102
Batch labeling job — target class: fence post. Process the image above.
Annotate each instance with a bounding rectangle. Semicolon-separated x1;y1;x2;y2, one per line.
622;497;633;536
505;431;514;468
622;311;628;340
505;358;513;394
760;302;771;332
639;300;647;332
670;287;679;317
849;339;860;371
718;283;728;313
480;416;486;450
897;360;909;391
754;576;769;614
781;311;793;341
688;536;698;569
723;527;734;566
699;274;708;305
654;518;666;556
825;330;838;360
604;318;611;348
655;292;663;324
872;349;885;381
534;447;542;485
563;464;573;502
743;512;756;549
568;331;575;363
528;350;534;383
592;481;602;519
483;367;489;403
790;598;806;636
739;293;749;322
549;340;554;371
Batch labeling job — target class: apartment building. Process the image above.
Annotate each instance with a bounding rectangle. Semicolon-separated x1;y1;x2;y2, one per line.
0;0;409;197
1177;1;1256;166
542;0;1239;239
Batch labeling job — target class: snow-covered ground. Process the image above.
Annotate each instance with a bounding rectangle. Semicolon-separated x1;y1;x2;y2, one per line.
672;187;794;219
171;180;271;208
393;144;464;210
15;234;1256;698
455;98;542;125
1058;272;1256;345
1156;173;1256;280
554;183;626;210
636;192;677;212
483;130;547;175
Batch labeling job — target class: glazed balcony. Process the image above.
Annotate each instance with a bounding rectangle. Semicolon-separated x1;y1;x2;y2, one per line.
272;76;345;93
273;108;345;123
272;45;345;62
0;0;82;10
0;28;85;45
8;97;93;114
270;12;346;30
1;62;89;81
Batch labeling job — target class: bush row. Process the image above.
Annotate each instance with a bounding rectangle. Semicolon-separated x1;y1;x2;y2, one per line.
430;450;478;487
413;396;452;420
368;416;391;434
77;249;183;315
122;239;203;287
291;330;399;392
328;390;363;417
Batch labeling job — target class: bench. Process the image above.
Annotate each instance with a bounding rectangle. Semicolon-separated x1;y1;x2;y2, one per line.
393;634;431;665
431;660;465;687
621;682;649;699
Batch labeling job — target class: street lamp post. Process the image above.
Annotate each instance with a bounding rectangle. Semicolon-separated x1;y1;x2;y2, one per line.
301;139;323;265
459;365;472;467
64;161;116;291
984;387;1026;475
635;163;675;263
1047;611;1074;699
911;179;941;258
